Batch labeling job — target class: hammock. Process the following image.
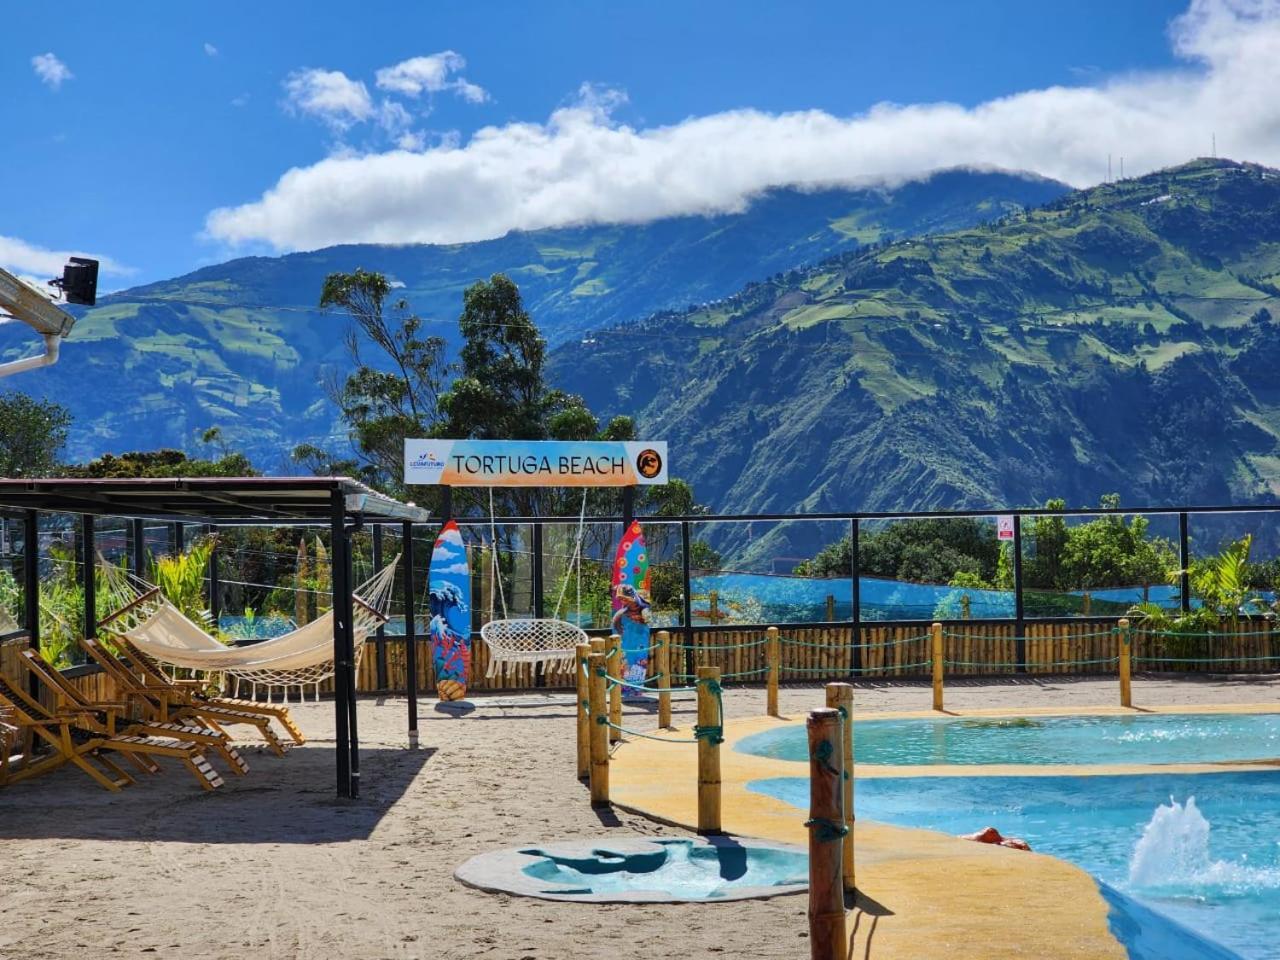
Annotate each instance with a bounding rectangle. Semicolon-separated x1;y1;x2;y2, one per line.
98;556;400;700
479;490;588;678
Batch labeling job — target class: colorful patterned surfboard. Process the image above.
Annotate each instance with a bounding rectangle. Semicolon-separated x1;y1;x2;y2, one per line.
428;520;471;701
611;521;652;689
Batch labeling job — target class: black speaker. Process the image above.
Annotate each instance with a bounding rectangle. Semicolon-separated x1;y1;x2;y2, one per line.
60;257;99;306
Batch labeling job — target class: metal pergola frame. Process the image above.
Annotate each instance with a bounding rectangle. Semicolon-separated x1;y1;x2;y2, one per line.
0;476;430;800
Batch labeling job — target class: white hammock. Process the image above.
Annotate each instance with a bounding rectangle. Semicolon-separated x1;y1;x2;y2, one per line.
99;555;399;700
479;490;588;678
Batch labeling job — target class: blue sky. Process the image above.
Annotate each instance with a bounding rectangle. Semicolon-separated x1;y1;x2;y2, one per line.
4;0;1272;289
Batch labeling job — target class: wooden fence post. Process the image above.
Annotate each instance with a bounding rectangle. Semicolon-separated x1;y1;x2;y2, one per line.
825;594;835;622
931;622;944;711
696;665;722;834
607;633;623;743
1118;617;1132;708
657;630;672;728
961;594;971;620
807;707;847;960
575;641;591;781
1082;592;1093;617
709;590;719;623
588;648;609;807
825;682;855;893
767;626;780;717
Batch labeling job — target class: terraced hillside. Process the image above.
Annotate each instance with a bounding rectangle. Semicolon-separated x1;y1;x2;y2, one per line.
0;170;1063;464
549;159;1280;551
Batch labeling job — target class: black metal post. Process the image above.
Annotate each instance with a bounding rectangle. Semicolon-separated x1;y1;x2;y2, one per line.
850;518;861;678
622;486;635;529
82;515;97;644
373;525;388;691
1178;512;1191;612
330;490;353;798
403;520;419;743
681;519;694;681
170;522;184;555
343;522;360;799
206;526;221;626
130;518;145;579
24;510;40;700
441;486;453;524
532;521;546;687
1013;515;1025;672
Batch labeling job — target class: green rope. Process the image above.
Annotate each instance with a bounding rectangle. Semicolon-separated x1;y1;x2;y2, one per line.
813;738;840;777
1141;629;1278;639
718;667;770;679
601;719;700;744
804;817;849;841
1133;654;1280;664
693;676;725;745
944;657;1120;668
941;629;1118;641
786;659;934;673
857;634;932;648
669;638;769;651
602;672;700;693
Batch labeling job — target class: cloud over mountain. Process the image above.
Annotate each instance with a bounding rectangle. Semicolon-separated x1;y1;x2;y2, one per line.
208;0;1280;252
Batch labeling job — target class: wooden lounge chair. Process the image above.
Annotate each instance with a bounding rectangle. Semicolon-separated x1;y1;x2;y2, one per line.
19;649;249;776
91;636;304;745
80;637;290;757
0;675;222;792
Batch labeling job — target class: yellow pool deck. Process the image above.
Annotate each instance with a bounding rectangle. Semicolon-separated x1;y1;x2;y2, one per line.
609;702;1280;960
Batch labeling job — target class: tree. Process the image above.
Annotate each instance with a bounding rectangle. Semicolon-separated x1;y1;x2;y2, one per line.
0;391;71;478
65;447;254;478
302;268;449;494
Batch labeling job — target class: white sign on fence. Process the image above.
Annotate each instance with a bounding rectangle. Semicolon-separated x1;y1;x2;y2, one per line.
996;515;1015;541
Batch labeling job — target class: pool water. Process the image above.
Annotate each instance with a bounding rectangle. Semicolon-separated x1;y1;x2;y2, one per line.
519;839;808;899
737;712;1280;766
750;771;1280;959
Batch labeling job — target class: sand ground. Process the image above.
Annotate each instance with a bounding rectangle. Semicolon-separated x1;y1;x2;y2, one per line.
2;673;1279;960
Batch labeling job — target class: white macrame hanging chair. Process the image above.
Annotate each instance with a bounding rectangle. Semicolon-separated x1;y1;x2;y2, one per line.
479;489;589;678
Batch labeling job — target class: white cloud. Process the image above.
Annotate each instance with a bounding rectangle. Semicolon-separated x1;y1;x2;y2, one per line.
0;236;128;279
282;68;373;130
375;51;488;103
208;0;1280;251
231;94;250;108
31;52;72;90
204;42;219;57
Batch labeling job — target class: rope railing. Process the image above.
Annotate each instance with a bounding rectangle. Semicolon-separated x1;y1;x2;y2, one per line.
941;628;1118;641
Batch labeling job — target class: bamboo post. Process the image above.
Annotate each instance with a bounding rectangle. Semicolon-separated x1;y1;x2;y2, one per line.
961;594;971;620
657;630;672;728
709;590;719;623
806;707;847;960
575;642;591;780
1118;617;1132;708
607;633;623;743
696;665;722;834
587;648;609;806
1082;591;1092;617
767;625;780;717
825;682;855;893
825;594;835;622
931;621;944;711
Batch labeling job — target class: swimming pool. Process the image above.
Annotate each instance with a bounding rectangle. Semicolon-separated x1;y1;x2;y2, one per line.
736;712;1280;766
750;769;1280;958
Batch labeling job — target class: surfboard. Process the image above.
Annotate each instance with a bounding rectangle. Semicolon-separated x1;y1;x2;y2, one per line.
428;520;471;701
611;521;652;689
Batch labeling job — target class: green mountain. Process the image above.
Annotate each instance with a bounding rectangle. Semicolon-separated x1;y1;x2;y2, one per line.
549;158;1280;552
0;170;1063;466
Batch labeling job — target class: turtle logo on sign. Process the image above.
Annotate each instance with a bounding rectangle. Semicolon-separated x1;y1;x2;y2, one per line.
636;448;663;480
997;515;1015;541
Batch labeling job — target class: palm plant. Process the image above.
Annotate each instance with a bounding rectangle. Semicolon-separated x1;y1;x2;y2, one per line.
151;536;216;630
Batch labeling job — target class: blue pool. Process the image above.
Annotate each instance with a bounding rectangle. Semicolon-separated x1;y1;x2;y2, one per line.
737;712;1280;766
752;771;1280;958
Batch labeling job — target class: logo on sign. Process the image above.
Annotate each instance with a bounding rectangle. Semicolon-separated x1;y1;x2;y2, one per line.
636;448;663;479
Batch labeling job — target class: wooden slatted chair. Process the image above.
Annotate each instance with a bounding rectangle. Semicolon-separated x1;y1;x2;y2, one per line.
80;637;289;756
90;636;304;745
0;675;221;792
19;649;249;777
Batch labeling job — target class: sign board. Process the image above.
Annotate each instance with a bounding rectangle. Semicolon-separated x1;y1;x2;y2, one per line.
996;515;1015;541
404;439;668;487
